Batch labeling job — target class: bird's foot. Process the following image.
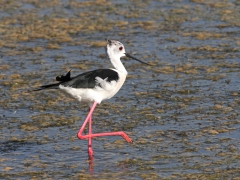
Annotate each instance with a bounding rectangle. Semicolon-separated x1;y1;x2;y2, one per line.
120;132;132;143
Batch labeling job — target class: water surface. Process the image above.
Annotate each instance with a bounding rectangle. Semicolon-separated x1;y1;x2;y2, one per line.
0;0;240;179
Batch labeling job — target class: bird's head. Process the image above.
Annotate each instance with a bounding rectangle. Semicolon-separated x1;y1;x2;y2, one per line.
106;39;126;59
106;39;151;66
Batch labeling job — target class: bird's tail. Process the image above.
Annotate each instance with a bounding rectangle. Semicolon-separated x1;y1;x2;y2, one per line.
29;71;71;92
31;83;60;91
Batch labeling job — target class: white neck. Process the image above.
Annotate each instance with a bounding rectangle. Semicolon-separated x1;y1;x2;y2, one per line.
108;53;128;75
111;57;128;75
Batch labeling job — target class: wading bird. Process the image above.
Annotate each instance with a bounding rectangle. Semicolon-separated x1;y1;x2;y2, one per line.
33;39;150;159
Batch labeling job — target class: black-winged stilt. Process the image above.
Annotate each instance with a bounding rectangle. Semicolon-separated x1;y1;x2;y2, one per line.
33;39;150;159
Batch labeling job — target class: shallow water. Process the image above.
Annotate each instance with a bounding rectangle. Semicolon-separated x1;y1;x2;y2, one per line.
1;0;240;179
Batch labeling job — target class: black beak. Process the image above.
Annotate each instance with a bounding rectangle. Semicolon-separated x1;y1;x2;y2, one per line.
125;53;151;66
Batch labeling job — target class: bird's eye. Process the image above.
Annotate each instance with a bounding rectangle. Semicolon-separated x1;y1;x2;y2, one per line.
119;47;123;51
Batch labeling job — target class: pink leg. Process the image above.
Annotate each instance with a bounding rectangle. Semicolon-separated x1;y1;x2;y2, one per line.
79;131;132;143
77;101;132;146
88;113;94;173
88;112;93;158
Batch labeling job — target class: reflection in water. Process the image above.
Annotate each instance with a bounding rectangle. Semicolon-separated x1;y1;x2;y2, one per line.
88;156;94;174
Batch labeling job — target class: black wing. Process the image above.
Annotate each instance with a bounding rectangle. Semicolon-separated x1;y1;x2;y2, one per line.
61;69;119;88
33;69;119;91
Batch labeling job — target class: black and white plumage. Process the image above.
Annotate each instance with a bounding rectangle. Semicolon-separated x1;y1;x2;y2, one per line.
34;68;121;103
34;69;119;90
33;39;150;105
